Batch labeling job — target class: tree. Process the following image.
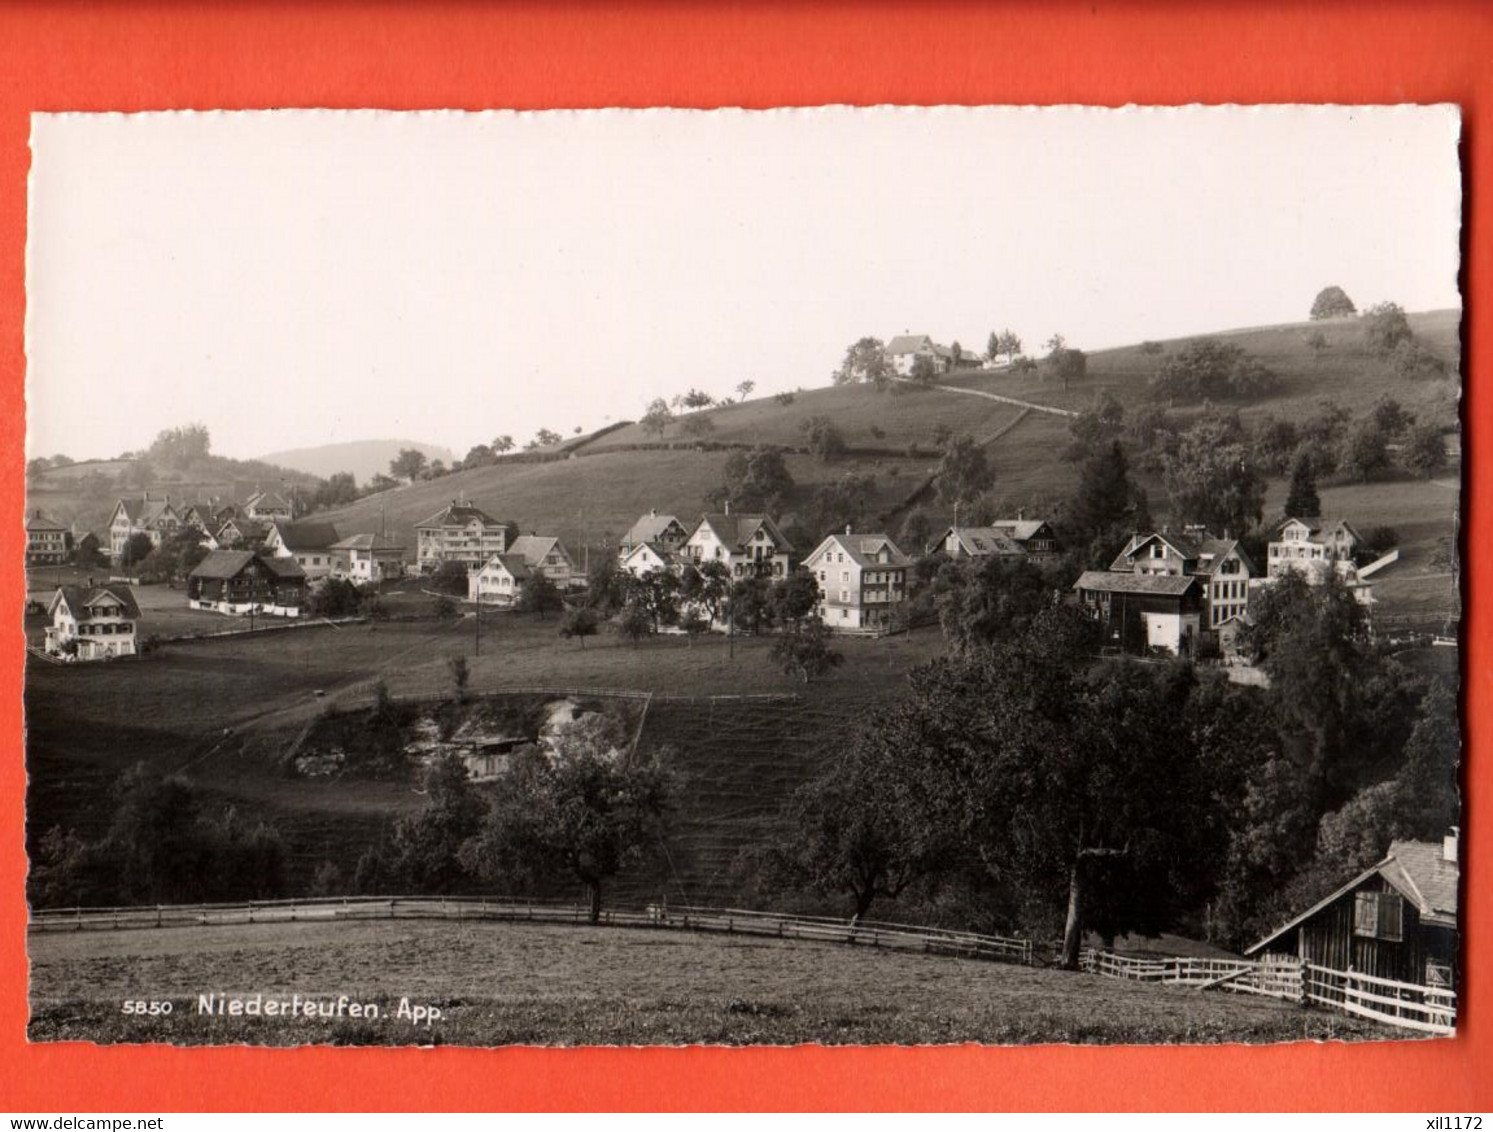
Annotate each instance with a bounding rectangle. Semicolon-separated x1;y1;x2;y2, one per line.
312;471;362;511
558;604;599;648
430;559;470;597
1067;439;1149;555
585;560;630;616
1150;339;1281;403
640;397;674;440
800;415;847;463
1044;334;1086;391
994;329;1023;365
309;577;366;619
735;380;756;400
466;738;673;922
1300;399;1352;478
936;435;995;507
1282;452;1321;519
119;532;155;570
389;447;428;483
908;353;938;386
367;472;400;493
899;508;935;553
1363;301;1412;355
516;572;564;619
1162;416;1266;537
625;567;680;632
769;621;845;683
1371;396;1414;438
616;600;653;646
833;337;893;389
1064;392;1125;462
448;654;470;701
148;424;212;469
1402;422;1449;477
680;608;709;645
1253;414;1301;476
1305;329;1330;356
936;555;1060;654
1392;338;1451;382
767;569;822;629
770;707;945;919
492;435;515;453
714;445;794;512
531;428;563;448
382;754;488;893
1310;285;1357;320
986;331;1000;366
679;412;717;439
1341;417;1391;483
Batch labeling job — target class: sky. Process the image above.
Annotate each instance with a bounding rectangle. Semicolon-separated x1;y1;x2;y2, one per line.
26;105;1462;467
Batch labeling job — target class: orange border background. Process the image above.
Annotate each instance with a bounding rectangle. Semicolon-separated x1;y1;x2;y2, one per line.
1;0;1489;1112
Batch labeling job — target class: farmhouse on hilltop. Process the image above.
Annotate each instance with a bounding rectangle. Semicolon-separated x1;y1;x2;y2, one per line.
804;529;913;632
415;500;511;573
44;583;141;660
187;550;307;617
885;334;953;377
1247;832;1460;992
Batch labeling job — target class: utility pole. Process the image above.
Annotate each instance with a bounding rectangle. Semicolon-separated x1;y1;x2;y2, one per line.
474;589;481;657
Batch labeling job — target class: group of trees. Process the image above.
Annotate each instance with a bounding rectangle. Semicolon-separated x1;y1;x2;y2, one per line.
1148;338;1280;403
32;763;289;908
356;729;675;923
760;573;1457;958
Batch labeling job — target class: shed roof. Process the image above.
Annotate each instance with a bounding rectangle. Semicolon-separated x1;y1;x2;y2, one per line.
1073;570;1200;597
331;532;405;552
51;583;142;622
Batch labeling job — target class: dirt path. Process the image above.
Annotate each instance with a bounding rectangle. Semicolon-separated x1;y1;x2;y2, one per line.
897;377;1078;418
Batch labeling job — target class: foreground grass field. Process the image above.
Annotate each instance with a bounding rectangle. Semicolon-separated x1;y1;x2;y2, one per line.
27;919;1401;1046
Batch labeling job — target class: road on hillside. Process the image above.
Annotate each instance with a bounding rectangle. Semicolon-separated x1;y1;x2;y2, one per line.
898;376;1079;418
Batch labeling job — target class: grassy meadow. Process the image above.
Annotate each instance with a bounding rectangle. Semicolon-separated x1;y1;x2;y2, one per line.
27;918;1401;1046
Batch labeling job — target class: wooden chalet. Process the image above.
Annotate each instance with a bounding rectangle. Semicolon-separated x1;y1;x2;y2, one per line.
1246;832;1460;989
187;550;307;617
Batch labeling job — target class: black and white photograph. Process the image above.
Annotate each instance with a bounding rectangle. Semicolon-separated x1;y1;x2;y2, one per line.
22;105;1462;1046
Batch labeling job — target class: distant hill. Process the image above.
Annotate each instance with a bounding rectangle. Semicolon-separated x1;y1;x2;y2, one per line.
313;309;1459;624
257;439;457;484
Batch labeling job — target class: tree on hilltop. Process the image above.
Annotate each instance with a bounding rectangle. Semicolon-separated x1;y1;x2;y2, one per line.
833;337;893;389
1310;286;1357;320
390;448;428;484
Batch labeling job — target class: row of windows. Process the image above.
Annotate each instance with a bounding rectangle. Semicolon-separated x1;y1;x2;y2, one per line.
1211;603;1246;626
1213;579;1247;600
77;621;133;635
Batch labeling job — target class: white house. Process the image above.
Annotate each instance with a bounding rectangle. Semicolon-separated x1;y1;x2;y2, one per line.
619;510;691;559
243;489;294;522
1267;517;1373;603
508;534;578;587
938;519;1061;561
621;540;687;580
1108;529;1259;629
45;584;141;660
107;495;182;562
885;334;952;377
330;532;406;584
803;530;913;632
468;553;532;606
26;511;70;565
264;520;342;582
682;510;794;581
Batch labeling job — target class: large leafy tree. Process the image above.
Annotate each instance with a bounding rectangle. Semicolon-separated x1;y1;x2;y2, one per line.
1162;416;1265;537
1282;451;1321;519
1148;338;1279;403
714;445;795;511
465;740;674;922
640;397;674;440
384;754;487;893
833;337;893;389
1310;285;1357;320
389;447;428;483
1066;439;1150;559
936;435;995;507
1362;301;1413;355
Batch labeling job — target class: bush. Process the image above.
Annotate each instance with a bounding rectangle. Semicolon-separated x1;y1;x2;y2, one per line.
1139;340;1165;355
774;391;796;406
429;560;470;596
1363;301;1413;355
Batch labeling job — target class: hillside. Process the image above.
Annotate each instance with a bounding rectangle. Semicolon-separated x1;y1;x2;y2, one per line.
258;438;456;483
315;309;1460;607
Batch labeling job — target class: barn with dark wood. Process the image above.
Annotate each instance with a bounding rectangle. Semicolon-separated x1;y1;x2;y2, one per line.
1245;832;1459;989
187;550;307;618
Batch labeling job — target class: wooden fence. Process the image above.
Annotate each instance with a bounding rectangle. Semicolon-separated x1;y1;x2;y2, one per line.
1081;948;1455;1036
28;896;1033;966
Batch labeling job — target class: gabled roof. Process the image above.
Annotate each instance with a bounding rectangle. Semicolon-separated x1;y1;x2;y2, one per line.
416;502;499;529
1192;537;1258;577
622;511;686;547
189;550;259;580
479;553;532;581
331;532;405;552
245;490;292;512
26;510;67;532
260;555;307;580
509;535;568;565
941;526;1027;558
692;512;794;554
808;532;913;569
50;583;141;622
115;497;179;527
216;518;269;544
270;520;341;551
1246;840;1459;955
987;520;1053;543
1274;516;1363;543
885;334;935;355
1073;570;1200;597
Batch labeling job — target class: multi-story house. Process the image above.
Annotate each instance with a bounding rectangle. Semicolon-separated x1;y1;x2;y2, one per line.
1268;517;1361;580
330;532;406;584
107;495;182;562
803;529;913;632
214;516;269;550
264;520;342;582
26;511;70;565
618;510;691;559
45;583;141;660
620;540;691;580
1108;530;1258;630
938;519;1062;561
508;535;578;587
187;550;307;617
415;501;511;573
681;510;794;581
